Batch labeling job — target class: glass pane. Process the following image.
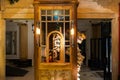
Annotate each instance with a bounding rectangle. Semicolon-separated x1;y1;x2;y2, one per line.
41;47;46;62
65;41;70;45
53;10;63;15
47;16;52;21
65;22;70;40
41;10;46;15
65;10;69;15
59;16;64;21
41;16;46;21
47;22;64;34
53;15;58;21
59;10;64;15
65;16;70;21
58;22;64;34
47;10;52;15
65;47;70;62
42;22;46;45
47;22;60;33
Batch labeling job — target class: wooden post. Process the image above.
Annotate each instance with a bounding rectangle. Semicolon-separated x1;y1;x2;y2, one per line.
0;14;5;80
118;3;120;80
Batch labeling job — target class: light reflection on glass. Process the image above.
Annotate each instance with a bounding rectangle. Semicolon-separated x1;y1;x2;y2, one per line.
53;10;59;15
59;16;64;21
53;15;58;20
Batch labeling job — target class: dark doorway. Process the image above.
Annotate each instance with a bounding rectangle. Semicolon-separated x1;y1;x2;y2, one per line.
90;21;111;80
80;39;86;65
77;19;112;80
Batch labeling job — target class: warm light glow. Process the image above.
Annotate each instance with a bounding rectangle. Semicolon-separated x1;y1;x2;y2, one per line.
36;27;40;35
54;10;59;15
77;73;80;77
70;28;74;35
77;77;80;80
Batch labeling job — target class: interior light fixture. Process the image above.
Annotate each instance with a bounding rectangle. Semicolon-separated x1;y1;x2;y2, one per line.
70;28;74;35
36;21;41;47
36;27;40;35
70;20;74;35
70;20;74;46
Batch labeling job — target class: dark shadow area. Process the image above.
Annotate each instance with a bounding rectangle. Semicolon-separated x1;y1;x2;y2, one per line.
96;72;104;78
6;65;28;77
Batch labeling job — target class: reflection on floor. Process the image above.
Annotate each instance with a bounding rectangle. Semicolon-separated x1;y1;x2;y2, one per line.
80;65;103;80
6;65;103;80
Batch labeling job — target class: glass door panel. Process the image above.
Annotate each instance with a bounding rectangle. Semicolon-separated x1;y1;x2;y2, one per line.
40;9;71;63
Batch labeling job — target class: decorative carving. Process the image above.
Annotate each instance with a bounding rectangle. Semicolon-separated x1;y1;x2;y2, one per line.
77;32;86;80
8;0;19;4
49;33;61;62
40;70;71;80
93;0;112;2
47;31;64;63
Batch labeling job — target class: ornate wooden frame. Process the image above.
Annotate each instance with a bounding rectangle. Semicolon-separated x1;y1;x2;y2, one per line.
47;31;64;63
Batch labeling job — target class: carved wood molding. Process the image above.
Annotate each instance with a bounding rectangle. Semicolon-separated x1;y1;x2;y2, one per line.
40;69;71;80
118;3;120;79
93;0;113;2
34;0;79;5
0;0;4;11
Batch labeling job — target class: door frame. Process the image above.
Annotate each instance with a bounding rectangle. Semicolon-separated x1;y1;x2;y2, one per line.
77;12;118;80
118;3;120;80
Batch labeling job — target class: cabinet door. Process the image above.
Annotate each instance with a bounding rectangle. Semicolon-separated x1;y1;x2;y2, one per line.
40;9;71;63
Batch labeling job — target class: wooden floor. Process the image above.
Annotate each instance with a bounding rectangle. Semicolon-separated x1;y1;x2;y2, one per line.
6;66;103;80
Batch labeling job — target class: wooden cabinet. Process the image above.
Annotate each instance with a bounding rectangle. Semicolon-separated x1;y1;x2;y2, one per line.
34;0;78;80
